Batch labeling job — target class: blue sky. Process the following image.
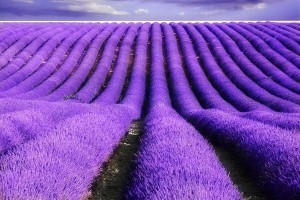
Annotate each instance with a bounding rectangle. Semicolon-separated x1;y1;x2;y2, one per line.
0;0;299;21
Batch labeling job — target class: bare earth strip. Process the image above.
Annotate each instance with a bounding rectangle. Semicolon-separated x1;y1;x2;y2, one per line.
89;120;143;200
214;145;266;200
89;119;267;200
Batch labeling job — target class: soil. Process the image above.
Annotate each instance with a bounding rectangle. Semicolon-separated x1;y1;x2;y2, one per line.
88;120;142;200
214;145;266;200
88;120;267;200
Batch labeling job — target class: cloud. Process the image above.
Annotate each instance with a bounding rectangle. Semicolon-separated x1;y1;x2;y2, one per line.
179;11;185;16
111;0;275;10
243;3;266;10
200;9;224;15
0;0;130;18
66;4;128;15
134;8;149;14
2;0;295;21
52;0;128;15
12;0;34;3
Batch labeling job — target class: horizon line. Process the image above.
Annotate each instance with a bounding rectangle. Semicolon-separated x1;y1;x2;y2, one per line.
0;20;299;23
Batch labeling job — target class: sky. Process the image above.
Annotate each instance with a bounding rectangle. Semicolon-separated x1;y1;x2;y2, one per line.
0;0;299;21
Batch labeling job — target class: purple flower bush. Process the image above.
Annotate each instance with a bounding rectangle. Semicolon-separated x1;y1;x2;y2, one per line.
228;23;300;82
126;106;242;200
251;22;300;57
205;23;300;105
93;24;140;104
72;23;129;103
126;23;241;200
189;110;300;200
217;23;300;95
0;22;299;199
0;104;134;199
0;26;92;99
156;22;299;199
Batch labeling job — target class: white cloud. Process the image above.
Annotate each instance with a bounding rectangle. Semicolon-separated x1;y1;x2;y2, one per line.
243;3;266;10
200;9;223;15
52;0;129;15
12;0;34;3
67;4;128;15
179;11;185;16
134;8;149;14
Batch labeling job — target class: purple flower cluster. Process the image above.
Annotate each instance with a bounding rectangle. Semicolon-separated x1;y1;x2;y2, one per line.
3;26;92;99
42;24;116;102
126;107;242;200
217;23;300;95
126;23;241;200
0;22;299;199
0;104;134;199
94;24;140;104
72;23;129;103
142;22;299;199
189;109;300;200
121;23;151;118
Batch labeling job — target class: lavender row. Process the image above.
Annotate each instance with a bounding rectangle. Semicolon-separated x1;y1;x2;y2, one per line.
0;104;134;199
196;23;300;112
240;110;300;131
0;25;43;55
161;23;201;116
0;26;53;69
72;23;129;103
251;23;300;58
0;24;153;199
126;107;242;200
153;23;300;199
184;23;270;112
0;100;92;154
3;26;93;99
120;23;151;119
146;23;171;108
228;23;300;82
241;23;300;63
0;24;37;46
205;24;300;106
126;23;241;199
42;24;117;102
263;23;300;43
0;25;90;93
217;23;300;95
0;26;73;83
188;110;300;199
172;23;237;112
165;24;300;131
94;24;140;104
275;23;300;36
13;25;101;99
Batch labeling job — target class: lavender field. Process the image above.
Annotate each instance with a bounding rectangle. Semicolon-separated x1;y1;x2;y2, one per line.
0;22;299;200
